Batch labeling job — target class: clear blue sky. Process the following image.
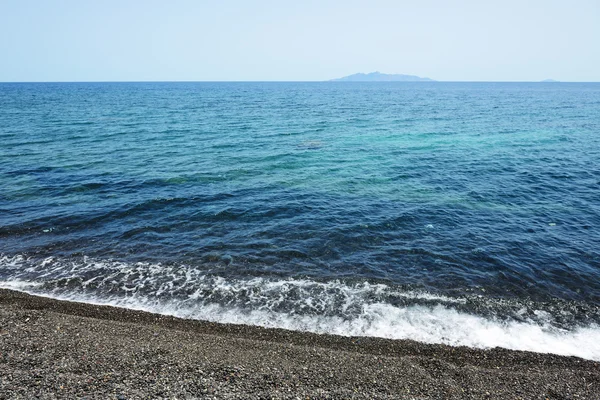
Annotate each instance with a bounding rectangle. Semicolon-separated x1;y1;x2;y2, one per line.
1;0;598;82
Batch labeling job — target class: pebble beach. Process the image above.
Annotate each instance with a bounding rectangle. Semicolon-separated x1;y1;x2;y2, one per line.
1;288;599;399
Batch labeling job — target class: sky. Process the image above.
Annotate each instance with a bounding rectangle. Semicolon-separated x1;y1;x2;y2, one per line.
0;0;598;82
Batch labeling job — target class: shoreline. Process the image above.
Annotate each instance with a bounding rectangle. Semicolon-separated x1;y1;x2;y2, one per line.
1;288;599;399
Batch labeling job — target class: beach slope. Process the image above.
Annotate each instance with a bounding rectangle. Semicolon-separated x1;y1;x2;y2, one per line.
1;288;598;399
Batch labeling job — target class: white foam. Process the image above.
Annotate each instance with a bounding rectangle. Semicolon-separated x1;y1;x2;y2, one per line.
2;280;598;361
0;280;42;290
1;253;599;361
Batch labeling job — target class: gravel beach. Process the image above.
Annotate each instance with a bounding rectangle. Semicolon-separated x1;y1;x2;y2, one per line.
1;288;599;399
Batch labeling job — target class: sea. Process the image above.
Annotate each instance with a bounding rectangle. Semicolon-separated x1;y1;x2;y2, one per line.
1;81;599;360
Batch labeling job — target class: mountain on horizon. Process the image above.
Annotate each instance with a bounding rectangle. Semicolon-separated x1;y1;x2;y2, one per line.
330;71;434;82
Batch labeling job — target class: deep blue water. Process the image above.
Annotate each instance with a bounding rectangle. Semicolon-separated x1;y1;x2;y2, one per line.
1;82;600;359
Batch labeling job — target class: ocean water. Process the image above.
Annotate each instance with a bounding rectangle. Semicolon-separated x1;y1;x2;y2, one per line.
1;82;600;359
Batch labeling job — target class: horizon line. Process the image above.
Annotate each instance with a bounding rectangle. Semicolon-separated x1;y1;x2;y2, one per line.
1;80;598;84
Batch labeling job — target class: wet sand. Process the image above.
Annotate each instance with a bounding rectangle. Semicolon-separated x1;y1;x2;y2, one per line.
1;288;599;399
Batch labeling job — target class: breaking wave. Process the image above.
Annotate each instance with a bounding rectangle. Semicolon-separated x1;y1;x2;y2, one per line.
1;254;600;361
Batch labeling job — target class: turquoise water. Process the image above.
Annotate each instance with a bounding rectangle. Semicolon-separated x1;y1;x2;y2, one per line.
1;82;600;359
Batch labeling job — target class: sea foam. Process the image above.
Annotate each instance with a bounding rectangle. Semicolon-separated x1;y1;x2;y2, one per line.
1;254;599;361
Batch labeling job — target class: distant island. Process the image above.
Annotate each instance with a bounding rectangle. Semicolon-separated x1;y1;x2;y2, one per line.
541;79;559;83
330;71;434;82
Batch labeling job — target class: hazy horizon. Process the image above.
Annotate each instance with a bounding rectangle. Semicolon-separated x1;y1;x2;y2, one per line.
1;0;599;82
2;78;599;83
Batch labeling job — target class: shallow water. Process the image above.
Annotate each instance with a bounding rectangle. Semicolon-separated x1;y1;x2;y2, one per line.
1;82;600;359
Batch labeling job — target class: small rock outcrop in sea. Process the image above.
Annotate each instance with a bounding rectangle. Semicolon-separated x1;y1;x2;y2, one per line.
297;140;324;150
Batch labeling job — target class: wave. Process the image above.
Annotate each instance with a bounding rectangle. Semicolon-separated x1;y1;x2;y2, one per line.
1;254;599;361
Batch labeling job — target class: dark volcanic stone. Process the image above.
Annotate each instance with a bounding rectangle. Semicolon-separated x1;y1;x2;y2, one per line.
0;288;599;399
